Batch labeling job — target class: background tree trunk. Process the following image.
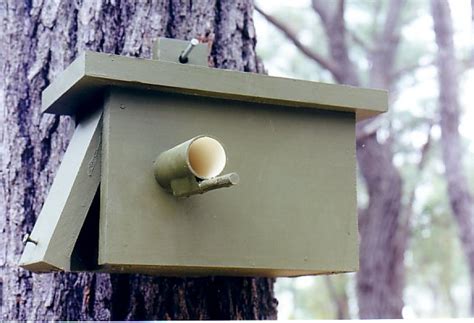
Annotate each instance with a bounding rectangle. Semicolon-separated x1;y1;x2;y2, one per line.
256;0;406;318
0;0;277;320
356;132;404;319
432;0;474;315
355;6;407;317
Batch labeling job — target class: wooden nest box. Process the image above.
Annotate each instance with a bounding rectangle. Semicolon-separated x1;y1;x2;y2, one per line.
20;38;387;277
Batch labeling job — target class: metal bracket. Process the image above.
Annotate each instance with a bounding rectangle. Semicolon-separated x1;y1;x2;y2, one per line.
152;37;209;67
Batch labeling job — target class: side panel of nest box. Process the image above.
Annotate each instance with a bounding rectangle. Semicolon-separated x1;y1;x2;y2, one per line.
19;108;102;272
98;87;358;277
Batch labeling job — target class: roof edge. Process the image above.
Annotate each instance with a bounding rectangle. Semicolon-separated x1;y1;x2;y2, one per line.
42;51;388;120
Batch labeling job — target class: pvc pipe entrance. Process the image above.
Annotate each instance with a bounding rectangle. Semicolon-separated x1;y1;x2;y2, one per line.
188;136;226;179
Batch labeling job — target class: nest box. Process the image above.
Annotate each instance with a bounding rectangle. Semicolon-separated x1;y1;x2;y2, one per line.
19;38;387;277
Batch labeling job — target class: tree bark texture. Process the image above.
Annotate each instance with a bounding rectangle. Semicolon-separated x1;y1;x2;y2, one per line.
431;0;474;315
0;0;277;320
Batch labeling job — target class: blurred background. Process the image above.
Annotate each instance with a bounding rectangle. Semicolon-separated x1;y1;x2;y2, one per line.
254;0;474;319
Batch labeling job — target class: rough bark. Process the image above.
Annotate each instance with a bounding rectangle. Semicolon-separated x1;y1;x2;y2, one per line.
0;0;277;320
431;0;474;315
257;0;406;318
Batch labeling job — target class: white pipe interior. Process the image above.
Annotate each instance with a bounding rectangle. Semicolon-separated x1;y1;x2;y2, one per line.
188;137;226;179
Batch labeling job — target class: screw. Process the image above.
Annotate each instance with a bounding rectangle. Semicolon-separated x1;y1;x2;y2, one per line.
179;38;199;64
22;234;38;245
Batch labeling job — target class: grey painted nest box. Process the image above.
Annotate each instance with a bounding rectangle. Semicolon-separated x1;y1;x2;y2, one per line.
19;38;387;277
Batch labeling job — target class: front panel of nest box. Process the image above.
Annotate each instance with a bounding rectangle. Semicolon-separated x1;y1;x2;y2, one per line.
98;87;358;277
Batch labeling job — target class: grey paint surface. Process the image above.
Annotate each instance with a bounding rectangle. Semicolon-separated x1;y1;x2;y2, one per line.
19;108;102;272
99;87;358;276
42;51;387;120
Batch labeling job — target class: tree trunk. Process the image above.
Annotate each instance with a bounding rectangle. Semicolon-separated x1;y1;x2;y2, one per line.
0;0;277;320
256;1;407;318
310;1;406;318
324;276;350;319
356;0;406;317
356;133;404;319
431;0;474;315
